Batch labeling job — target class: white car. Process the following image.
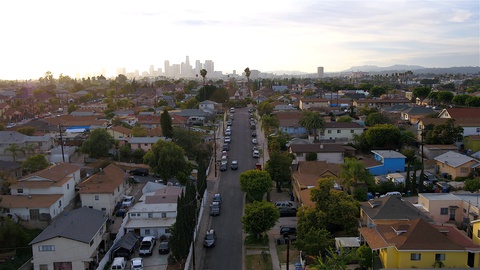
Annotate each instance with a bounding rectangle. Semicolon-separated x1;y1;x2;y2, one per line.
122;196;135;208
252;150;260;158
224;136;231;143
252;138;258;145
130;258;144;270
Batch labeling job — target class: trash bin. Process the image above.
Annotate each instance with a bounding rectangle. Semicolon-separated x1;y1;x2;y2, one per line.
295;262;302;270
407;190;411;197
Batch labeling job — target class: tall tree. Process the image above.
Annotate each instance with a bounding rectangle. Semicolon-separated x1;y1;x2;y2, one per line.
260;114;279;134
81;129;115;158
242;201;279;238
265;151;293;191
160;109;174;139
144;140;191;183
424;119;463;145
339;158;374;192
239;170;272;202
299;110;325;142
244;67;251;96
413;86;431;104
200;69;207;100
21;154;49;174
4;144;24;162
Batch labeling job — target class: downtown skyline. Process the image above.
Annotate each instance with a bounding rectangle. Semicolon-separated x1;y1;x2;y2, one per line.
1;0;478;80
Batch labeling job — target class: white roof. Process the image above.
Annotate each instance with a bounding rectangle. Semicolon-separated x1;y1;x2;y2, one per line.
434;151;479;168
371;150;406;159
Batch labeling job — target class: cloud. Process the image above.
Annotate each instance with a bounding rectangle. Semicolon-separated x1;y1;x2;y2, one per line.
449;9;473;22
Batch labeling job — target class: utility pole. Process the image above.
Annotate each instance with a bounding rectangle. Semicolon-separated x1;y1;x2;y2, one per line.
58;124;65;162
214;123;217;177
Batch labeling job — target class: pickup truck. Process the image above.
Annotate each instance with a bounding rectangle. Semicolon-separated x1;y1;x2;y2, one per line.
139;236;156;256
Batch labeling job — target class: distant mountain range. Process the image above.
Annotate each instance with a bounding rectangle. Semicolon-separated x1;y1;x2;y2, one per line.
266;65;479;76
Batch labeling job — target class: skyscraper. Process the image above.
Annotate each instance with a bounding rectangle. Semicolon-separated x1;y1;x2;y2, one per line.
317;67;324;79
204;60;214;76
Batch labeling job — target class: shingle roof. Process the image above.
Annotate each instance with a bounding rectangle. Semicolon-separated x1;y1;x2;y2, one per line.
443;108;480;119
77;164;127;194
360;195;432;222
290;143;345;153
111;125;132;135
0;194;62;208
11;163;81;189
371;150;406;159
128;137;163;144
324;122;364;129
30;207;107;245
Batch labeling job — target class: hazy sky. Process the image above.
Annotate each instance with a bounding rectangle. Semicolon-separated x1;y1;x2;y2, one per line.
1;0;478;80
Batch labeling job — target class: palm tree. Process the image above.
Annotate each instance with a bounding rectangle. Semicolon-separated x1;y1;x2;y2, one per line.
200;69;207;101
244;67;251;97
299;111;325;142
23;143;37;156
4;144;25;162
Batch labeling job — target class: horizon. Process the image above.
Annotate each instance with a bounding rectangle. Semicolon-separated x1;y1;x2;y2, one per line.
1;0;478;80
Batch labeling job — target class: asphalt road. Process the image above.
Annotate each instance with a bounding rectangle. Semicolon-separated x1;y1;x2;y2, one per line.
202;107;258;270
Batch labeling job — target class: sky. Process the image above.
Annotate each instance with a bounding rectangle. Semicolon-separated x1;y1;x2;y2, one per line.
1;0;478;80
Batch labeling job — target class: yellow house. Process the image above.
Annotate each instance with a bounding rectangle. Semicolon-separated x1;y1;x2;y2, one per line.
472;220;480;246
434;151;480;179
359;219;480;268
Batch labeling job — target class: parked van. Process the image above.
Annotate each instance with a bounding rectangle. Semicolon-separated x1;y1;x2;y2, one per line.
110;257;126;270
380;191;402;197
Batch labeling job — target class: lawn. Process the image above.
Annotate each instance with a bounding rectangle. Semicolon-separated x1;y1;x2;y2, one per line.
245;253;273;270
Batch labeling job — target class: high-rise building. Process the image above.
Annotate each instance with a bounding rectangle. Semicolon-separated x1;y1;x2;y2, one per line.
204;60;214;76
317;67;324;79
195;60;202;76
181;56;193;77
149;65;155;76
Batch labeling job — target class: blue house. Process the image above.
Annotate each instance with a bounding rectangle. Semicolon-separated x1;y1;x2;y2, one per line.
367;150;406;176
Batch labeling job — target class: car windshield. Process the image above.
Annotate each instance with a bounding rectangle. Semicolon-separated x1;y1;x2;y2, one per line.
205;233;215;240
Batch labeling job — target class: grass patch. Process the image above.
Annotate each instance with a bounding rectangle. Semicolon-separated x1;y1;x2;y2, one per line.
245;253;273;270
276;242;301;264
245;234;269;247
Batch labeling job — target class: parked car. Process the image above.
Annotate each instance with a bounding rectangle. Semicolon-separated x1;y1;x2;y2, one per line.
278;207;297;217
130;257;144;270
248;108;253;113
210;202;221;216
204;229;217;247
231;160;238;170
251;131;257;137
139;236;156;256
224;136;231;143
252;138;258;144
252;150;260;158
122;196;135;208
129;176;140;183
213;193;222;204
158;241;170;254
110;257;127;270
274;201;296;210
222;143;230;151
129;168;149;176
220;162;228;172
423;171;438;182
230;107;235;113
280;226;297;236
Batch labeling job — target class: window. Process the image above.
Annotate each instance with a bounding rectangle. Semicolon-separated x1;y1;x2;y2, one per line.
145;229;151;235
101;208;106;212
39;245;55;252
161;212;167;218
478;229;480;238
67;184;69;189
435;254;445;261
148;213;153;218
90;239;94;246
39;265;48;270
165;228;170;234
17;188;23;194
328;130;332;134
350;129;354;134
410;253;421;260
460;167;469;173
440;208;448;215
337;130;341;133
58;200;62;207
95;195;99;201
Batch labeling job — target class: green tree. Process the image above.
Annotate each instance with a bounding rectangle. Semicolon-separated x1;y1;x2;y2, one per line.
265;151;293;191
4;144;24;162
241;201;279;238
131;126;147;137
239;170;272;202
306;152;318;161
144;140;191;183
257;101;273;116
131;148;146;164
364;112;391;126
435;91;454;105
182;98;199;109
464;178;480;193
16;126;36;136
425;119;463;145
196;159;207;197
413;86;431;103
336;116;352;122
160;109;174;138
356;245;373;270
299;110;325;142
67;104;77;114
245;67;251;95
452;94;470;106
311;247;354;270
81;129;115;158
370;86;388;97
200;69;207;100
260;114;279;134
21;154;50;174
339;158;374;192
296;206;332;256
363;124;402;150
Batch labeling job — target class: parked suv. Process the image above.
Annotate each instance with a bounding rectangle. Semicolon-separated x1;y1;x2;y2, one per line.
204;229;216;247
280;226;297;236
210;202;221;216
139;236;156;256
129;168;149;176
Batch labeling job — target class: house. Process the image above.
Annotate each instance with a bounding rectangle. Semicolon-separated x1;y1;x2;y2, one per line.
359;195;432;228
128;137;163;152
275;111;307;137
299;97;329;110
108;126;132;140
136;115;161;129
353;98;411;109
320;122;364;142
30;207;108;270
359;218;480;269
124;185;183;238
400;106;435;124
0;131;54;162
438;107;480;120
288;143;345;164
77;164;129;216
464;135;480;153
422;144;459;160
199;100;218;114
172;109;209;126
4;163;82;226
366;150;406;176
49;145;77;163
434;151;480;179
291;161;341;206
0;160;22;179
110;231;139;259
417;193;465;225
472;219;480;246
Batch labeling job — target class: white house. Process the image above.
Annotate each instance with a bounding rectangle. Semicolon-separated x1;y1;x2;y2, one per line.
124;185;183;238
288;143;345;164
4;163;81;224
320;122;364;142
77;163;129;216
30;207;108;270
